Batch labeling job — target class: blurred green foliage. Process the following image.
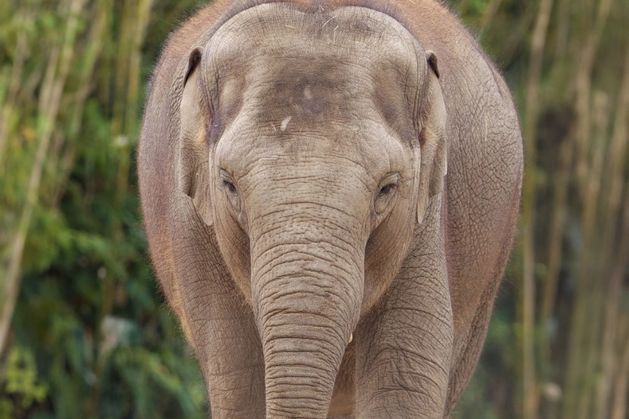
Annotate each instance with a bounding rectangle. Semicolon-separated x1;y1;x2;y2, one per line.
0;347;47;418
1;1;209;418
0;0;627;418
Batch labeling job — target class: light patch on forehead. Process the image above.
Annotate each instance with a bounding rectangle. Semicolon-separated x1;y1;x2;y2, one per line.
280;116;292;132
304;86;313;100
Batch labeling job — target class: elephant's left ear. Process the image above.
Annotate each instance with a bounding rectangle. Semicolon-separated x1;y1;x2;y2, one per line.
178;47;214;227
415;50;447;224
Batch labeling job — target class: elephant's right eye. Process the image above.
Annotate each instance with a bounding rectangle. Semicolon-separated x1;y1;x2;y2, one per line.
223;179;237;194
219;170;242;213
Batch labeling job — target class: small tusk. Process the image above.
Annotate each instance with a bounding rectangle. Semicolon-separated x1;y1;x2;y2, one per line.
348;333;353;344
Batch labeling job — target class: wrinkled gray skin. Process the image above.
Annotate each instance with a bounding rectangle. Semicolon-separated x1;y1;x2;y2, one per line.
138;1;522;418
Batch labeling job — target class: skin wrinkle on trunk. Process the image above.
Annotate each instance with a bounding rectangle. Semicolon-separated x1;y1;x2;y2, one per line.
249;200;364;418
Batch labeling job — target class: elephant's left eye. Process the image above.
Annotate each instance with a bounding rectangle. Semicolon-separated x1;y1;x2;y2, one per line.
374;173;400;215
378;183;397;196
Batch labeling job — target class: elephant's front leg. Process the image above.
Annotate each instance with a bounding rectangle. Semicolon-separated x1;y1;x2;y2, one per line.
354;200;453;418
199;312;265;419
179;276;266;419
181;276;266;418
172;202;266;418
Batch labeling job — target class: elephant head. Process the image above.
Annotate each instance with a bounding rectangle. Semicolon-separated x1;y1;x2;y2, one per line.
175;5;447;416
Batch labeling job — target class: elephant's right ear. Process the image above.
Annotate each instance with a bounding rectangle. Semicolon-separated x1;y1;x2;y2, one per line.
414;51;447;225
178;48;213;226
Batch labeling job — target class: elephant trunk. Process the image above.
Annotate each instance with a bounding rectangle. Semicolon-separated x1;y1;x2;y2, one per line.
250;204;364;418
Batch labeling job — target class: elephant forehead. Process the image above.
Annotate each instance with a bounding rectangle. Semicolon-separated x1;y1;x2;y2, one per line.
204;3;424;133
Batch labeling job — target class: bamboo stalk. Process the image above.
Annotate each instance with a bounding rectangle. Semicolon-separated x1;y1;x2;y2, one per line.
590;47;629;419
125;0;155;137
573;0;614;197
538;136;572;416
595;206;629;419
560;0;616;417
489;3;537;67
604;184;629;419
521;0;555;417
51;0;110;207
575;91;610;419
602;49;629;246
539;137;572;324
479;0;504;35
538;0;580;338
115;0;155;201
609;308;628;419
0;12;30;166
552;0;570;65
0;0;87;356
86;1;156;414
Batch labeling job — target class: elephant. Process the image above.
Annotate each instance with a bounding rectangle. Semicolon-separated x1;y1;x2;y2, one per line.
137;0;523;417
